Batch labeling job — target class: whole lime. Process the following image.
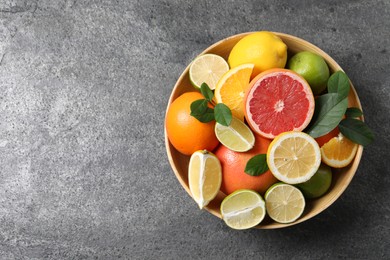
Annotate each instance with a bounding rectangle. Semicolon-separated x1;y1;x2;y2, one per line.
287;51;330;95
296;164;332;199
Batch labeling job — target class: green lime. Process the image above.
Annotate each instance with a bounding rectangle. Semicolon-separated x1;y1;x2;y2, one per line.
296;164;332;199
287;51;330;95
189;54;229;90
220;189;266;230
265;183;305;224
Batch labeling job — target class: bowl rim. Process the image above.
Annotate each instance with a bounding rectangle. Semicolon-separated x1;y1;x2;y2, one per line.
164;31;364;229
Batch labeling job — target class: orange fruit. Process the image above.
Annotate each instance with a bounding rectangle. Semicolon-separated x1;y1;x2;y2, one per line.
165;92;219;155
214;134;278;195
244;68;315;139
214;64;254;121
315;126;340;147
321;133;358;168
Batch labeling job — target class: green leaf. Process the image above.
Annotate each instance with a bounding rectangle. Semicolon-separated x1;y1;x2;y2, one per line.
190;99;215;123
200;83;214;102
339;118;375;146
306;93;348;138
345;107;363;118
327;71;350;100
214;103;232;126
245;154;269;176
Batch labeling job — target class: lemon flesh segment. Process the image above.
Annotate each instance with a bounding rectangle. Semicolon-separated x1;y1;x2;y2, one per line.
220;189;266;230
267;132;321;184
215;117;255;152
188;150;222;209
265;183;305;224
189;54;229;90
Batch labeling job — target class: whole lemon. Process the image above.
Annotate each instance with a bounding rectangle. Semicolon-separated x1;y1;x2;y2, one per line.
228;31;287;78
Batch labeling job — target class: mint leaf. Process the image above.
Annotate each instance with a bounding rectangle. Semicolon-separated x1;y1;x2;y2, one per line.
327;71;350;99
306;93;348;138
214;103;232;126
190;99;215;123
339;118;375;146
245;154;268;176
200;83;214;102
345;107;363;118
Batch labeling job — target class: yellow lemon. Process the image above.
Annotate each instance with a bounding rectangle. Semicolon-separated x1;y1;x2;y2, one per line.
228;31;287;78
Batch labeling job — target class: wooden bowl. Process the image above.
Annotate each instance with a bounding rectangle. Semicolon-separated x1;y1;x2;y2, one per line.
164;32;363;229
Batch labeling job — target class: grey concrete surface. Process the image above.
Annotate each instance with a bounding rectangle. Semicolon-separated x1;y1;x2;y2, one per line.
0;0;389;259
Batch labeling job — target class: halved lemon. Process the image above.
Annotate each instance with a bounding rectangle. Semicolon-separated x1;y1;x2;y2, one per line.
189;54;229;90
214;63;254;121
267;131;321;184
214;117;255;152
220;189;266;230
265;183;305;224
321;133;358;168
188;150;222;209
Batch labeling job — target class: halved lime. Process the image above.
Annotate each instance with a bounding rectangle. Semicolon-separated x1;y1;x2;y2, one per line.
215;117;255;152
265;183;305;224
189;54;229;90
188;150;222;209
220;189;266;230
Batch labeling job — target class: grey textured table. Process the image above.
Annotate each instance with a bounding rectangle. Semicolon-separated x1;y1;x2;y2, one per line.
1;1;389;259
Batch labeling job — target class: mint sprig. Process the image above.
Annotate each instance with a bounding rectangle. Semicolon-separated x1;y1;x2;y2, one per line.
190;83;232;126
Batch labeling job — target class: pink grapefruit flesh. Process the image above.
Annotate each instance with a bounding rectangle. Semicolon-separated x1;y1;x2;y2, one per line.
244;68;315;139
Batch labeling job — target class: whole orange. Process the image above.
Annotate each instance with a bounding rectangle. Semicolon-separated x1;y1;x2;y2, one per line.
215;134;278;195
165;92;219;155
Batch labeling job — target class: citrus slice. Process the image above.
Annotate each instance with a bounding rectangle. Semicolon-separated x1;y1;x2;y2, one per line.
267;131;321;184
265;183;305;224
220;189;266;230
244;68;315;139
188;150;222;209
215;63;254;121
214;117;255;152
189;54;229;90
321;133;358;168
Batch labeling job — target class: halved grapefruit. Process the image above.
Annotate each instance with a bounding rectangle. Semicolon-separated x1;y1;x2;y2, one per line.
244;68;315;139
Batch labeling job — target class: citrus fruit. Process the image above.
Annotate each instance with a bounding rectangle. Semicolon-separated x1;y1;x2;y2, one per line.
244;68;315;139
321;133;358;168
287;51;330;95
214;63;254;121
189;54;229;90
214;117;255;152
165;92;219;155
267;131;321;184
315;126;340;147
215;134;278;195
228;31;287;78
188;150;222;209
296;164;332;199
220;189;266;230
265;183;305;224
